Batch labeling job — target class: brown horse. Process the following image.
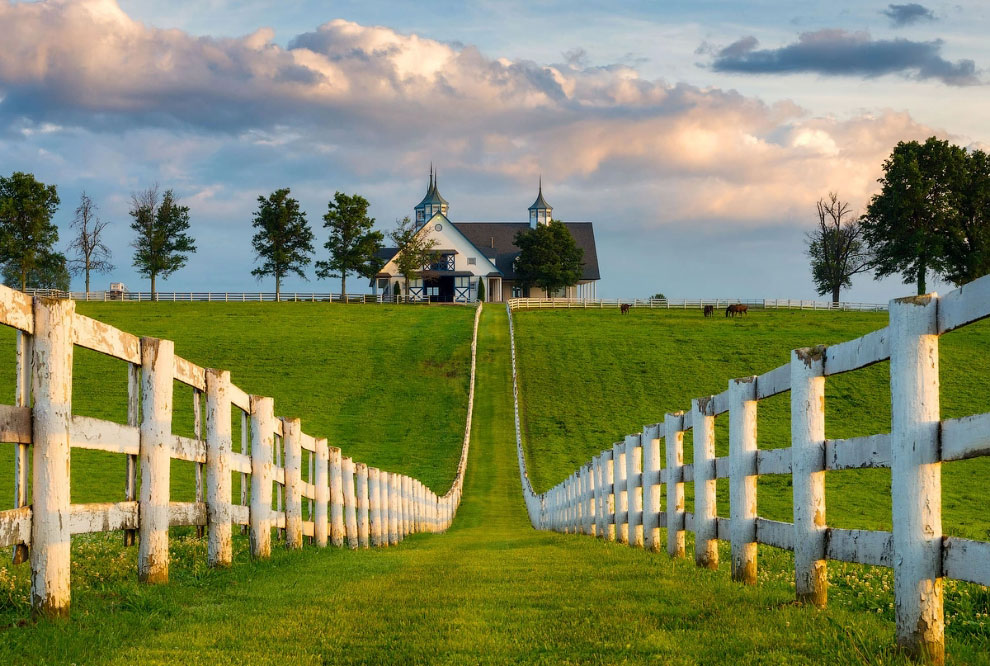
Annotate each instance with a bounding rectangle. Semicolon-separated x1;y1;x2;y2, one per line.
725;304;748;317
704;305;714;317
620;303;631;314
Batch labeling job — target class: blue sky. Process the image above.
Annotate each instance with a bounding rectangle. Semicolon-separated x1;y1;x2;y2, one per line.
1;0;987;300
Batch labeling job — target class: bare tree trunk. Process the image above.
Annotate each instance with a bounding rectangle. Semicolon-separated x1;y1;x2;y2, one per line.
151;273;157;301
341;272;347;302
917;260;927;295
21;270;26;292
275;274;280;302
832;285;840;305
85;262;91;295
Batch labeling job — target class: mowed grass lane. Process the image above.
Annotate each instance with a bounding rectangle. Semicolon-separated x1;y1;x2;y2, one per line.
1;307;941;665
0;302;475;506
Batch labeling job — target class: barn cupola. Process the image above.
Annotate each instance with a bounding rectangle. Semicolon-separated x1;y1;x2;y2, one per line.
414;165;449;228
528;177;552;228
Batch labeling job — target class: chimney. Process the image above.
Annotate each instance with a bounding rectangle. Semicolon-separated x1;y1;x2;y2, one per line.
490;237;494;248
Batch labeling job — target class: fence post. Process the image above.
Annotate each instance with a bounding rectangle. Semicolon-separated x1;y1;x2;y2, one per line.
602;448;616;540
379;470;390;546
122;363;140;547
791;347;827;607
282;418;303;550
889;295;943;663
369;468;381;546
591;455;602;536
642;424;662;552
250;396;274;558
388;473;399;544
206;368;233;567
402;476;412;537
314;438;329;547
329;446;344;547
585;462;596;536
29;297;74;615
12;331;32;564
665;412;686;558
691;397;718;569
729;376;758;585
625;434;643;547
342;457;358;549
137;337;174;585
356;463;370;548
612;442;628;544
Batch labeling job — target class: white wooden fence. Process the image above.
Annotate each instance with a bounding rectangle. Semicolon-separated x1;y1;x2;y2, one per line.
507;297;887;312
23;289;408;304
509;273;990;664
0;285;481;616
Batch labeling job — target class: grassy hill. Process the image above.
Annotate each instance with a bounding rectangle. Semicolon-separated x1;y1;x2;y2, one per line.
0;302;475;506
513;307;990;540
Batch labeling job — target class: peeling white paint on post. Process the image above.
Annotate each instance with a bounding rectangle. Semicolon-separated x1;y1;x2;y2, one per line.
691;398;718;570
193;388;204;540
356;463;370;548
206;368;233;567
29;298;74;615
388;473;400;544
379;470;390;546
603;448;616;541
625;434;643;548
124;362;139;548
402;476;412;536
890;295;944;664
342;456;358;549
368;467;381;547
665;413;685;558
791;347;827;607
282;418;303;550
12;331;32;564
249;396;274;558
138;336;173;585
314;438;329;547
329;446;344;547
642;424;662;552
613;442;628;544
729;376;758;585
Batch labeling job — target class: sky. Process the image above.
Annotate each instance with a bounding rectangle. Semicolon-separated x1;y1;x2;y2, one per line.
1;0;987;301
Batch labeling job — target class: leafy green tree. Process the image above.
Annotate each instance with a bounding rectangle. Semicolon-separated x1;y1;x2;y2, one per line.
2;250;70;292
316;192;384;299
939;149;990;286
861;137;966;294
513;220;584;297
129;186;197;300
67;192;114;294
250;188;315;300
806;192;872;303
389;216;438;299
477;277;485;302
0;172;61;290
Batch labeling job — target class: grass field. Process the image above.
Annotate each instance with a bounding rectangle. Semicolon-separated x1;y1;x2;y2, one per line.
514;307;990;543
0;304;988;663
0;302;475;506
8;307;988;664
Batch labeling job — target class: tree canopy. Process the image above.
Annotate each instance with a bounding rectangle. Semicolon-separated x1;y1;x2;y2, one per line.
67;192;114;294
316;192;384;298
0;171;61;290
130;186;196;298
513;220;584;297
389;216;438;298
250;188;315;298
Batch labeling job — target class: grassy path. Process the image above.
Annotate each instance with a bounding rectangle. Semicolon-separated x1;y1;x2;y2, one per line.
3;307;981;663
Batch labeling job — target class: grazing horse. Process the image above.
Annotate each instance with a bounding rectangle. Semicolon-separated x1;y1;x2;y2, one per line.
620;303;631;315
703;305;714;317
725;304;749;318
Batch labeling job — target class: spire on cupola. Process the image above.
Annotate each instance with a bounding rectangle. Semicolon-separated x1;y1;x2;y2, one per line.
414;163;450;228
528;176;552;227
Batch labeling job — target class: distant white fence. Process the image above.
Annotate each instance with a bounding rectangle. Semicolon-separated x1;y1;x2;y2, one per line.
508;297;887;312
0;285;481;617
23;289;402;304
509;273;990;663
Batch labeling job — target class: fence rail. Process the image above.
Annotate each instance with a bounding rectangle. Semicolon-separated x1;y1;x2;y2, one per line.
509;272;990;664
0;285;481;616
21;289;423;304
507;297;887;312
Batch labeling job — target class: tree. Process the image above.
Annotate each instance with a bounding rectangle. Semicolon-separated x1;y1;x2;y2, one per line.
67;192;114;294
513;220;584;297
389;216;438;299
129;186;197;300
861;137;966;294
0;172;61;290
250;188;315;300
477;277;485;302
2;250;70;292
939;149;990;286
316;192;384;299
805;192;872;304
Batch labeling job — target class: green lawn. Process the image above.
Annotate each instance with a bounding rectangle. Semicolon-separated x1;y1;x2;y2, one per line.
0;302;475;506
514;307;990;542
0;304;988;663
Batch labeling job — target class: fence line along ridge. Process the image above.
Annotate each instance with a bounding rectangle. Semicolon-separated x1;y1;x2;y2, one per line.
0;284;481;617
508;273;990;665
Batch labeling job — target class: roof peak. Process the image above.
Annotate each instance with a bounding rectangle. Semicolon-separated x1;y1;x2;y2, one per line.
529;178;552;211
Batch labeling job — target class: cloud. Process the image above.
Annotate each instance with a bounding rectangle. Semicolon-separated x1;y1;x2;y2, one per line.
881;3;936;26
710;29;980;86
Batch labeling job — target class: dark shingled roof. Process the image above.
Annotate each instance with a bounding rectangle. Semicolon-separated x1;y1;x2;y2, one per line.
452;222;600;281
